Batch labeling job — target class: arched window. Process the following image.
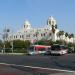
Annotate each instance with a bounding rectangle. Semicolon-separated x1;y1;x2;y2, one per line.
22;35;24;38
20;35;21;38
16;36;17;38
41;34;42;36
49;33;51;36
52;21;54;25
49;20;51;25
44;33;45;36
14;36;15;38
24;25;25;28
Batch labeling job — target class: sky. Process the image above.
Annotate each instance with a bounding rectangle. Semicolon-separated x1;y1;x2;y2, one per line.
0;0;75;34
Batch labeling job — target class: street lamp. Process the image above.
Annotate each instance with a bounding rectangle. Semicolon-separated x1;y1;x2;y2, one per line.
0;27;11;53
0;33;5;53
10;29;14;53
3;27;11;53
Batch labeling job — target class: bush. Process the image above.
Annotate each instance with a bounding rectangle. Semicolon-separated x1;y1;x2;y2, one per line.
13;48;27;53
34;40;54;46
5;48;12;53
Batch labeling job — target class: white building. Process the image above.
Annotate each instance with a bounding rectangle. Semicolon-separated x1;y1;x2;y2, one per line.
6;16;75;43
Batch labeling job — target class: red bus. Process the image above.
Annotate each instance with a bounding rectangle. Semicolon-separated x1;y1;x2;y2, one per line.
28;45;51;55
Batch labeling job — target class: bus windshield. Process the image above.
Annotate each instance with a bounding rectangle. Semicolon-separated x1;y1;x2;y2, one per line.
28;46;34;52
51;45;61;51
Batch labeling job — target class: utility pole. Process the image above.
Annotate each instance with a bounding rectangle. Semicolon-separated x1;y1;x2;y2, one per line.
3;26;6;53
0;26;10;53
11;29;13;53
3;26;11;53
0;33;5;53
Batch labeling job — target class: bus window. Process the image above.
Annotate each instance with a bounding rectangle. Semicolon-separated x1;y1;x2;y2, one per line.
28;46;34;51
47;47;51;51
38;48;46;51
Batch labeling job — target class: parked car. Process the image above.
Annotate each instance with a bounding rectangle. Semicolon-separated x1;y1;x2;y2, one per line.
68;47;75;53
50;44;68;55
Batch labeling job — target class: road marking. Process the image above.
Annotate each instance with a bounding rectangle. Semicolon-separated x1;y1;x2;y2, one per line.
0;63;75;73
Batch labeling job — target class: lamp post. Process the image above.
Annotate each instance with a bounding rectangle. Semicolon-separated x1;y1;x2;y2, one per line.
0;33;5;53
10;36;13;53
0;27;11;53
3;27;11;53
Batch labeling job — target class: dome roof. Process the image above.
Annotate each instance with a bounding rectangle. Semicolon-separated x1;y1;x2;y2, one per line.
24;20;30;26
48;16;55;20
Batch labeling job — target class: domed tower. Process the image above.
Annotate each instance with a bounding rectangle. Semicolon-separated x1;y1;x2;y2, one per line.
47;16;58;41
23;21;31;30
47;16;56;27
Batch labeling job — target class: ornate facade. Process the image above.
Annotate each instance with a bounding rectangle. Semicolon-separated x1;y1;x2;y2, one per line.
6;16;75;43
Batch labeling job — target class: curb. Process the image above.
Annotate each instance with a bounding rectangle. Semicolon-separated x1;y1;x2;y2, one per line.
0;53;27;55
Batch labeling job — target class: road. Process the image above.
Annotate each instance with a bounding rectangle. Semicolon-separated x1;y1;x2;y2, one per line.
0;53;75;75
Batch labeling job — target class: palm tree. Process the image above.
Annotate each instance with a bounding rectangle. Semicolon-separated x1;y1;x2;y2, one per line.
57;31;64;40
68;34;71;39
55;24;58;29
65;32;68;37
71;34;74;43
70;34;74;38
51;25;55;33
0;40;3;49
65;32;69;42
51;25;56;41
51;24;58;34
68;33;74;43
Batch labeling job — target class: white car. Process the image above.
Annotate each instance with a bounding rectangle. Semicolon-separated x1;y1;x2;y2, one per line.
50;44;68;55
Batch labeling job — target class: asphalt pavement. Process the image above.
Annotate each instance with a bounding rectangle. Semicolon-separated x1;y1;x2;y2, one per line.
0;53;75;75
0;64;31;75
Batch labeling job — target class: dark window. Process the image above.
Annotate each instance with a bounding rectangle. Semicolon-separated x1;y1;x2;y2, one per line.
26;34;30;37
36;34;37;37
49;33;51;36
14;36;15;38
49;21;51;25
44;33;45;36
16;36;17;38
52;21;54;25
33;34;35;37
22;35;24;38
20;35;21;38
41;34;42;36
29;34;30;37
24;25;25;28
